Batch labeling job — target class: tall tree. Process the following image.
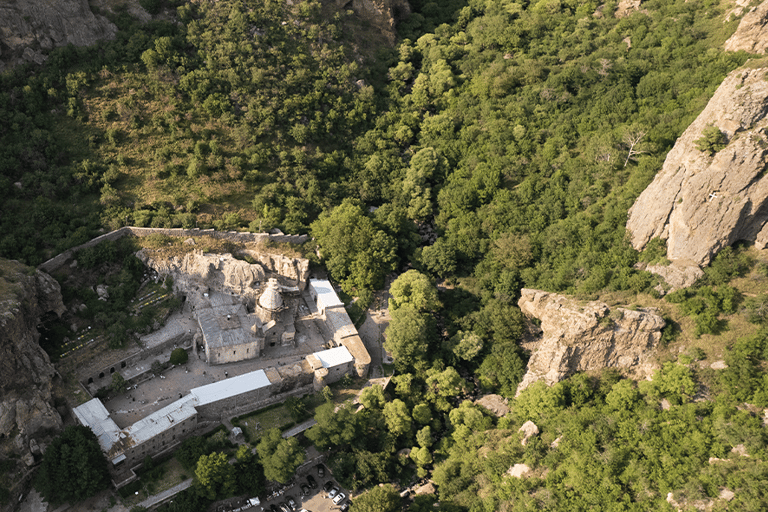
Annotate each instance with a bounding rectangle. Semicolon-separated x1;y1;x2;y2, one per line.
311;199;398;296
256;428;305;483
350;483;401;512
34;426;110;505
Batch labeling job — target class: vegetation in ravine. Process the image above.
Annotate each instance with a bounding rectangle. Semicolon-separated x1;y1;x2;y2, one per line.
8;0;768;509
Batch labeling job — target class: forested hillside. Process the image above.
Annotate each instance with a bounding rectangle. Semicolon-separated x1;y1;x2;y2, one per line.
3;0;768;509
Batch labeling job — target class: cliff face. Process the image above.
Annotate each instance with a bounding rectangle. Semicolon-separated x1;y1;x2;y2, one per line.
516;289;665;395
136;248;310;298
724;1;768;54
0;259;65;442
332;0;410;45
0;0;116;71
626;67;768;267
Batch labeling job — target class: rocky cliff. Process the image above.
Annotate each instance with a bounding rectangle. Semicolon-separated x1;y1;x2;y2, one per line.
136;248;310;298
724;0;768;54
516;289;665;395
0;259;65;446
332;0;410;45
0;0;116;71
626;67;768;268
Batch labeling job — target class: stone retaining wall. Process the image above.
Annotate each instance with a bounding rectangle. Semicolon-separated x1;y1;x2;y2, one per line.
39;227;309;273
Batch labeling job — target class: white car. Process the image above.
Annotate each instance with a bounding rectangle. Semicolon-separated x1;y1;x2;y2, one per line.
333;492;346;505
328;486;339;499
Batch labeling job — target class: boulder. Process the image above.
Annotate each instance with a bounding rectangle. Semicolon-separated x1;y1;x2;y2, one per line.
626;67;768;268
507;463;531;478
517;289;665;394
519;421;539;446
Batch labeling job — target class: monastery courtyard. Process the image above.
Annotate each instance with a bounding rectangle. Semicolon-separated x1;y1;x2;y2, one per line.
102;308;329;429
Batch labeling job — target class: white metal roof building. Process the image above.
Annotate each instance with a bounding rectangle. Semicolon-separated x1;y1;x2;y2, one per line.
190;369;271;406
309;278;344;316
312;346;354;368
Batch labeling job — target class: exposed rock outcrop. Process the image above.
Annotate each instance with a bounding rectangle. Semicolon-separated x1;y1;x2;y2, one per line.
626;67;768;268
724;1;768;54
0;259;65;441
0;0;116;71
332;0;410;45
137;249;310;299
516;289;665;395
137;250;267;299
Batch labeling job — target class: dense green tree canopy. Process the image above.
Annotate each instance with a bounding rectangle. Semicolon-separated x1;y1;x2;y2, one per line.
256;428;305;483
34;426;110;505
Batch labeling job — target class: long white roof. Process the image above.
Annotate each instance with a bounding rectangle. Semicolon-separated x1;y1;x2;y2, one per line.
191;369;271;405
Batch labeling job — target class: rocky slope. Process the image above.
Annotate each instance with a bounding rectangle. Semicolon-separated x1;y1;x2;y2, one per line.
516;289;665;395
626;66;768;270
333;0;411;45
0;259;65;450
0;0;116;71
724;0;768;54
136;248;310;298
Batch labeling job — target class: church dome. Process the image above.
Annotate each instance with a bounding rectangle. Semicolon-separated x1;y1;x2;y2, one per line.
259;278;283;311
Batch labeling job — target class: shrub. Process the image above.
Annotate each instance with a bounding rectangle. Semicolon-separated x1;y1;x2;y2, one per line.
169;347;188;365
694;125;727;155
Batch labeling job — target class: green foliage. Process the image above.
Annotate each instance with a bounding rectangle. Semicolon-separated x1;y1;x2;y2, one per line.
110;372;127;393
383;307;436;372
359;384;386;410
388;269;440;312
169;347;188;365
383;399;412;438
306;402;358;450
34;426;110;505
694;124;727;155
311;200;398;295
639;361;696;405
175;436;209;470
349;483;401;512
195;452;235;500
256;428;305;483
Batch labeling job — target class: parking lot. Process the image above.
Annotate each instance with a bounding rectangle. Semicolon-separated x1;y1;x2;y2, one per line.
259;464;348;512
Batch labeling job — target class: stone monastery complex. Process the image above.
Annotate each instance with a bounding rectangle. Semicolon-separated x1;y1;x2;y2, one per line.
71;234;370;485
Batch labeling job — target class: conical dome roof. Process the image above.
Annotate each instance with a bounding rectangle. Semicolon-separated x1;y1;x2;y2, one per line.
259;278;283;311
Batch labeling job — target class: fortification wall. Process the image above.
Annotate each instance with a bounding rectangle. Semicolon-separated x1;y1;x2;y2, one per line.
39;227;309;273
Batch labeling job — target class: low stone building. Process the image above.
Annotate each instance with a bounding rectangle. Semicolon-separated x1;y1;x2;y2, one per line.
74;345;355;476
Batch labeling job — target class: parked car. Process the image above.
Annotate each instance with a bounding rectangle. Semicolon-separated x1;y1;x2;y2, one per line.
306;475;317;489
300;484;310;496
333;492;346;505
270;505;280;512
323;481;334;493
316;464;326;478
328;486;339;499
279;502;291;512
287;497;297;510
340;503;349;512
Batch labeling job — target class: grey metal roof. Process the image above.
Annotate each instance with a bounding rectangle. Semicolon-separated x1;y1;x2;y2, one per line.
125;394;198;444
73;398;121;453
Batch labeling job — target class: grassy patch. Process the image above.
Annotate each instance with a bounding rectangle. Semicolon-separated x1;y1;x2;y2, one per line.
119;456;188;507
233;404;296;443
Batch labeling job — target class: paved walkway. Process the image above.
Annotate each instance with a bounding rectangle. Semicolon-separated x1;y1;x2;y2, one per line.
135;478;194;510
282;418;317;438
